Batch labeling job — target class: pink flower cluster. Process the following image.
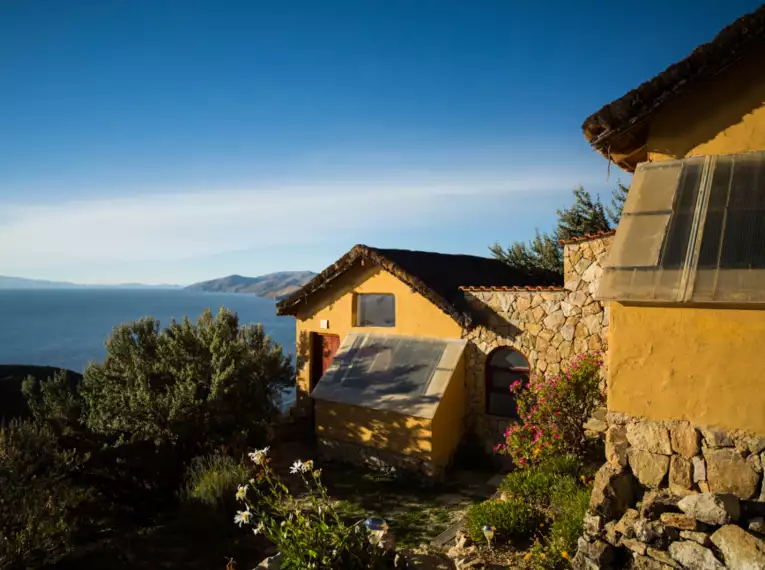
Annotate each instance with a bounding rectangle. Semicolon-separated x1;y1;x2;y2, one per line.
494;351;604;467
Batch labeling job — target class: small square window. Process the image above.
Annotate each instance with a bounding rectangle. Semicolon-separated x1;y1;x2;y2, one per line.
356;294;395;327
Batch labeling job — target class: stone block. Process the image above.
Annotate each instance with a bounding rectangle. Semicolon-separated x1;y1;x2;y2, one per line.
576;537;616;567
629;449;670;487
647;547;681;569
622;537;647;555
583;314;602;335
701;428;734;448
751;518;765;534
569;290;587;307
678;493;740;525
635;518;664;543
590;464;638;520
641;490;681;520
710;524;765;569
680;530;712;546
668;541;725;570
627;422;672;455
632;554;676;570
660;512;699;530
693;456;707;483
749;453;763;474
705;448;761;499
671;423;700;458
669;455;693;494
583;513;602;537
603;520;620;546
616;508;640;537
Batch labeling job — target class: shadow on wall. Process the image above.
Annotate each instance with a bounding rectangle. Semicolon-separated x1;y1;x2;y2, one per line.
465;297;523;339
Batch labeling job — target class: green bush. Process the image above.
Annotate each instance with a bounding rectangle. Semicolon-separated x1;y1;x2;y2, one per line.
499;455;583;507
182;453;250;510
0;420;88;569
465;498;543;545
81;307;294;455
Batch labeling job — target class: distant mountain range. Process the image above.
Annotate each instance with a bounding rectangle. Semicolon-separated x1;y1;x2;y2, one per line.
0;276;180;289
186;271;316;299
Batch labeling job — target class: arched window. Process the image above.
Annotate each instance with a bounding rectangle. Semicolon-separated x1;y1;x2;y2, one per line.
485;347;530;418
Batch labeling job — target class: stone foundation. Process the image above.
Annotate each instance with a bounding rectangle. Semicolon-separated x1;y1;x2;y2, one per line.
317;438;440;478
574;414;765;569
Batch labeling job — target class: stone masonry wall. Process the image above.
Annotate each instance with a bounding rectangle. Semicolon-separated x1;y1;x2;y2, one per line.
575;413;765;569
462;235;613;452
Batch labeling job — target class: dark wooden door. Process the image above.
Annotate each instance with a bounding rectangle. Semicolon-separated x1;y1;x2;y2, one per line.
310;333;340;391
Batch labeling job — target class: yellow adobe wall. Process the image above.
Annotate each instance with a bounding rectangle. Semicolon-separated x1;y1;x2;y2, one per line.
315;401;433;459
293;262;463;414
608;303;765;435
430;349;466;469
646;44;765;163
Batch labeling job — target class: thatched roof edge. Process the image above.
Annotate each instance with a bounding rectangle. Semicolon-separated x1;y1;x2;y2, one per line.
581;4;765;171
275;245;475;328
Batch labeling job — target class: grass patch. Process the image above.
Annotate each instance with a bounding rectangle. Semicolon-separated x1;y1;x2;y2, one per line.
465;498;544;546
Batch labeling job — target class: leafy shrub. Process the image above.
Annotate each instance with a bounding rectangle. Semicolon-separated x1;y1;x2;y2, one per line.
536;454;582;478
465;498;543;545
496;352;604;467
182;453;250;510
81;307;293;455
524;481;592;569
0;420;88;569
22;370;84;436
235;448;392;569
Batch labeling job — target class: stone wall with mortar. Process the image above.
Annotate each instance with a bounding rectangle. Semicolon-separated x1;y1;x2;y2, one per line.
462;235;613;452
574;413;765;569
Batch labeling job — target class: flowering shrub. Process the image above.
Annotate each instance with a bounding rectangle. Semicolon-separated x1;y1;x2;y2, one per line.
495;352;603;467
234;448;391;569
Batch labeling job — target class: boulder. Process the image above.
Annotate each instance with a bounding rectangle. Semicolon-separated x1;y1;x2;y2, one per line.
660;512;699;530
603;520;620;546
590;464;637;520
750;517;765;534
671;423;701;458
705;448;761;499
678;493;740;525
629;449;670;487
711;524;765;569
583;513;602;537
668;541;725;570
606;425;630;469
628;422;673;455
669;456;693;493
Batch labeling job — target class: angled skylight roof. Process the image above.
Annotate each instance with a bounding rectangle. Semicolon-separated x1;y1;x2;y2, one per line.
599;151;765;303
310;332;466;418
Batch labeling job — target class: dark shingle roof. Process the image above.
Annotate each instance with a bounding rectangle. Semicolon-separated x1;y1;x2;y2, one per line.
275;244;561;328
582;3;765;172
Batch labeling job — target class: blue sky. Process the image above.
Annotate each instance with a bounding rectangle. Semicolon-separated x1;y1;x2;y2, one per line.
1;0;761;285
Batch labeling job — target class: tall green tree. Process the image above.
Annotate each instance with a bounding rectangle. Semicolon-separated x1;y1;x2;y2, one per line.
491;184;628;274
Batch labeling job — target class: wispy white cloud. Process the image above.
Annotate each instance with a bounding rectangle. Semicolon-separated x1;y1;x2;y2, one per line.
0;168;604;282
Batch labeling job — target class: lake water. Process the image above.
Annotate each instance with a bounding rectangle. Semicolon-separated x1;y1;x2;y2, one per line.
0;288;297;407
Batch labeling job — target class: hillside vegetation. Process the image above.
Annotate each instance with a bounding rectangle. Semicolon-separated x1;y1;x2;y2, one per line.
186;271;315;299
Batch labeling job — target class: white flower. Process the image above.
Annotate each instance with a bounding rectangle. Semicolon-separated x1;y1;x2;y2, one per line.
303;459;314;471
248;447;270;465
252;522;265;536
234;509;252;527
235;484;248;501
289;460;304;474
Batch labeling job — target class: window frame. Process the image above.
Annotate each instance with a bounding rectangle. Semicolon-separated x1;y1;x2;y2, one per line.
484;347;530;419
354;293;396;328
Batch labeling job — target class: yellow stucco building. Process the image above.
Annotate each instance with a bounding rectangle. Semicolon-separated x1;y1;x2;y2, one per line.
583;3;765;436
276;245;561;476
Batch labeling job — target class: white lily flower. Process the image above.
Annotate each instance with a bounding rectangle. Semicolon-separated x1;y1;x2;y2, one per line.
234;509;252;527
248;447;270;465
289;460;304;474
